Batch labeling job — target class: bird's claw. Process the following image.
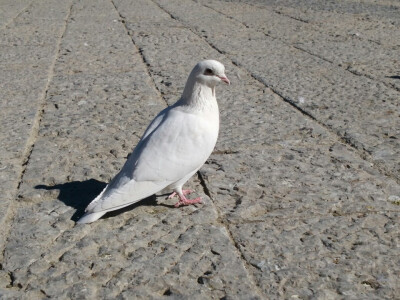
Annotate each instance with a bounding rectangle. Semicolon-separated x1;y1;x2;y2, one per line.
174;196;202;208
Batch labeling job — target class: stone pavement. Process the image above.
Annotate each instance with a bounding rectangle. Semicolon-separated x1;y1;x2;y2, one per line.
0;0;399;298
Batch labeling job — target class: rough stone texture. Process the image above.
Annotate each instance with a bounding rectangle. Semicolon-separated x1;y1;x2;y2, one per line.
0;0;72;250
0;0;399;299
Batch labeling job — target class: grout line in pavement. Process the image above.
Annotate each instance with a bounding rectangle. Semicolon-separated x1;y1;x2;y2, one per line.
197;171;212;199
109;0;169;108
0;0;75;262
272;8;310;23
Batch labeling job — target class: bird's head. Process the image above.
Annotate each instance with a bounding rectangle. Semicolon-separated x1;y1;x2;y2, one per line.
190;60;230;88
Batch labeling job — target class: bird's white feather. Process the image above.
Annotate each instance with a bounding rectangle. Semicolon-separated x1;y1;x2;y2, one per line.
78;60;227;223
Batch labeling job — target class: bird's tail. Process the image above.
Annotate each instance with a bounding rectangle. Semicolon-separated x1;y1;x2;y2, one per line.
76;211;106;224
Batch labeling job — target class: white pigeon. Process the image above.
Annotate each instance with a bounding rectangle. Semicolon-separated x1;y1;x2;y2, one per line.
77;60;230;223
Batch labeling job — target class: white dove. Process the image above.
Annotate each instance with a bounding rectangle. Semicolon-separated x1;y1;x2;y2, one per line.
77;60;230;223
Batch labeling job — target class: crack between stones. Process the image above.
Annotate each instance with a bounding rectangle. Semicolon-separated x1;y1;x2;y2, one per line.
109;0;169;108
199;0;400;93
0;0;74;264
197;171;212;199
345;65;400;92
212;149;240;155
7;270;22;290
272;8;310;23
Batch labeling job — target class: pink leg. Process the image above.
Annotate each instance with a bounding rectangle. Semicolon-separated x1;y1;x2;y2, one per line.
174;192;202;208
168;189;193;199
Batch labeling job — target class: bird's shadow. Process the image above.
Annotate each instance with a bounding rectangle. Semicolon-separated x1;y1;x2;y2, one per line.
35;179;174;222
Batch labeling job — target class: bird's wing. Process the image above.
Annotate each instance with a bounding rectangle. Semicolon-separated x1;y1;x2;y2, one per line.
132;107;218;182
86;106;218;213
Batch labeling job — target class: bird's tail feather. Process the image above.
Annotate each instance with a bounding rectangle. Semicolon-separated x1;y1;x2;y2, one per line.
76;211;106;224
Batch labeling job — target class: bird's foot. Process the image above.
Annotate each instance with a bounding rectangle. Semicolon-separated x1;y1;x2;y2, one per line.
168;189;193;199
174;196;202;208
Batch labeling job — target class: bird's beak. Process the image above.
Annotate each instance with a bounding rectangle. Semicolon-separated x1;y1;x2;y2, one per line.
218;75;230;85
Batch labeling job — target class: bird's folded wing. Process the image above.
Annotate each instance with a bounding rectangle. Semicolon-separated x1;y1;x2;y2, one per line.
88;178;172;213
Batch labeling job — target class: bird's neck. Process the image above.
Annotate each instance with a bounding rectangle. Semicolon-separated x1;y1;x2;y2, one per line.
180;81;217;110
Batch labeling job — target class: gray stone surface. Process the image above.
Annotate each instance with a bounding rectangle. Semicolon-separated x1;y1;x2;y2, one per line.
0;0;399;299
0;0;72;250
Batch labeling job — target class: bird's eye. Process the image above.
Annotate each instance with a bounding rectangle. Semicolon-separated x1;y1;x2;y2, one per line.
204;68;213;75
